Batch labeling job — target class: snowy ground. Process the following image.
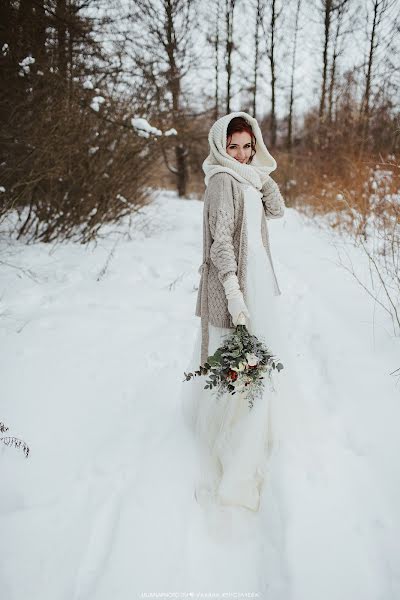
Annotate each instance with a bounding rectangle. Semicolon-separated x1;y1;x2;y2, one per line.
1;189;399;600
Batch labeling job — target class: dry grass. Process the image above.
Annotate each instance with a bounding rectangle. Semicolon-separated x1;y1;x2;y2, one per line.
275;151;399;233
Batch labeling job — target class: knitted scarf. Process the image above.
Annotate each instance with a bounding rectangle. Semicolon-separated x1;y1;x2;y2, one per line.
202;111;277;190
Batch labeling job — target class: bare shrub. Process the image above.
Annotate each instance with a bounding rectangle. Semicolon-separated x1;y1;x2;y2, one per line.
0;421;30;458
1;74;161;243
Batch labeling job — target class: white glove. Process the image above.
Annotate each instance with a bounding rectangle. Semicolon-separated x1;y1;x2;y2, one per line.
222;274;250;326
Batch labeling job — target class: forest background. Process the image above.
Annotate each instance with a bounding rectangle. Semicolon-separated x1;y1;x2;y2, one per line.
1;0;399;336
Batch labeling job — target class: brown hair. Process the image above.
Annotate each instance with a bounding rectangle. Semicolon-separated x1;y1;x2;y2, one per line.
226;116;257;163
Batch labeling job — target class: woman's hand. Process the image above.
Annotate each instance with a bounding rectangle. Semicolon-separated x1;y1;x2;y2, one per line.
235;312;247;326
261;176;285;219
222;274;250;326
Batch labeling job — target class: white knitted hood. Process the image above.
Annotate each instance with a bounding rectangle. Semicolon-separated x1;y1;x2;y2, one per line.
202;111;277;190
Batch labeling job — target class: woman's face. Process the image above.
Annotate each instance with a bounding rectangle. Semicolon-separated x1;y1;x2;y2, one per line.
226;131;253;164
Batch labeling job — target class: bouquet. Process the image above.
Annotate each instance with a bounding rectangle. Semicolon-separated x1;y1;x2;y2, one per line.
183;324;283;410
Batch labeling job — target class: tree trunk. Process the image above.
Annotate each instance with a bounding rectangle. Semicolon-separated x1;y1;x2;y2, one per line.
225;0;235;113
214;0;221;120
33;0;46;68
270;0;277;146
165;0;187;196
252;0;263;118
328;5;343;123
56;0;67;81
361;0;379;123
287;0;301;150
319;0;332;120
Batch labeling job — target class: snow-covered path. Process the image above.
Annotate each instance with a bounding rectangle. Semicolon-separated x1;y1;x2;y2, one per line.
1;190;399;600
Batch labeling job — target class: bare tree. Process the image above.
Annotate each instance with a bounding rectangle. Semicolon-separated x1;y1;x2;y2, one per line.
215;0;222;120
206;0;222;120
359;0;398;146
0;0;158;243
56;0;67;81
317;0;349;121
252;0;264;118
361;0;381;122
263;0;283;146
287;0;302;149
327;0;351;123
225;0;236;113
319;0;332;119
130;0;196;196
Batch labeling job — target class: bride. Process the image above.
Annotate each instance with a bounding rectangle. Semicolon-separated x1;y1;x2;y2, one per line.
180;110;287;513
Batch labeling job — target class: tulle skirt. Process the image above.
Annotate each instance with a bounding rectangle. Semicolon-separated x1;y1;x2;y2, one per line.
181;246;289;513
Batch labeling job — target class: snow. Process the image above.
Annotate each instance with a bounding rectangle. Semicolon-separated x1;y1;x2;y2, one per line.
90;96;105;112
115;194;133;207
19;56;35;67
83;79;94;90
164;128;178;136
1;190;399;599
18;55;35;76
131;117;162;138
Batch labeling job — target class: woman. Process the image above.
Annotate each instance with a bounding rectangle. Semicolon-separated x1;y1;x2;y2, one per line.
181;111;287;513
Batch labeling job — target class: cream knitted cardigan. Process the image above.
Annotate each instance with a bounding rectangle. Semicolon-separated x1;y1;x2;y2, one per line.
195;171;285;365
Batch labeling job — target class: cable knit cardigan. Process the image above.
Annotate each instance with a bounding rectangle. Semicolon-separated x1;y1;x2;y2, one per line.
195;171;285;365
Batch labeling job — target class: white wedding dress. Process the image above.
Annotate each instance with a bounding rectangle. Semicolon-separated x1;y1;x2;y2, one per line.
181;182;287;512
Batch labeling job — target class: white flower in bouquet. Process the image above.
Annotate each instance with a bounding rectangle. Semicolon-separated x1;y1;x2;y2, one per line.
245;352;260;367
231;360;247;373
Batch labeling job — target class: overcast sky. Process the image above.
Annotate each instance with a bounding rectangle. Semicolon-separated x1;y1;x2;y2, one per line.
92;0;399;126
187;0;399;121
